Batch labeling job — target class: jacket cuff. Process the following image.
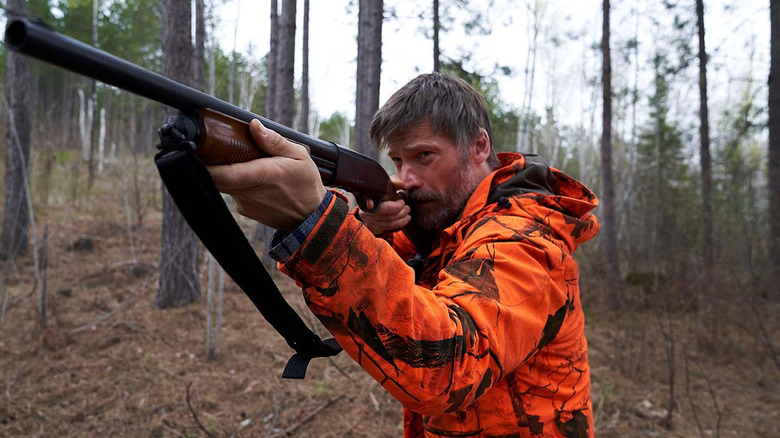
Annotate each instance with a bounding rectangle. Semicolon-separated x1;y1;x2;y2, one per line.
269;191;335;262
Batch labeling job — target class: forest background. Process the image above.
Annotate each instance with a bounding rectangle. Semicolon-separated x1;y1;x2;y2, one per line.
0;0;779;436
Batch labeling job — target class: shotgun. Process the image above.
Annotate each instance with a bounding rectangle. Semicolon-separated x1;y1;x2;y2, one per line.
4;17;394;209
4;17;403;377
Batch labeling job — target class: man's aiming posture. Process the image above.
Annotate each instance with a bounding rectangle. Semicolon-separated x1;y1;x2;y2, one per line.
208;73;600;437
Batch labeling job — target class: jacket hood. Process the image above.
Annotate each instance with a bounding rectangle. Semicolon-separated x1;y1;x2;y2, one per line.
461;152;600;253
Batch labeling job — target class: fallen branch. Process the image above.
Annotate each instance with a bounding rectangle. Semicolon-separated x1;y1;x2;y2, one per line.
186;382;215;438
271;394;345;437
5;360;27;401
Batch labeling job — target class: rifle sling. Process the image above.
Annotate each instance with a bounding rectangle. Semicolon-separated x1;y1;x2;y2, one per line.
154;147;342;379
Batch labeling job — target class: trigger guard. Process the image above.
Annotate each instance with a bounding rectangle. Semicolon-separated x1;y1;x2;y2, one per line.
362;196;381;213
355;194;380;213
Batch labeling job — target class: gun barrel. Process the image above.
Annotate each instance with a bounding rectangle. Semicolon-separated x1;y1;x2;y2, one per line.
4;18;389;199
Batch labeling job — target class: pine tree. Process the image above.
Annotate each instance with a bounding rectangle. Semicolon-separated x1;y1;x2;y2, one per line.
157;0;201;308
0;0;33;260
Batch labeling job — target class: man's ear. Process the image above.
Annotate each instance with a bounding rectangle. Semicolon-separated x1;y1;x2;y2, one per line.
472;128;491;164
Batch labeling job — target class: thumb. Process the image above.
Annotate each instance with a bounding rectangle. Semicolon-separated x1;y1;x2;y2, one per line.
249;119;306;159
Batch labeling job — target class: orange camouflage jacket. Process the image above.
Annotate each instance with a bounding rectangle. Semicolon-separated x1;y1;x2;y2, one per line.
277;153;600;437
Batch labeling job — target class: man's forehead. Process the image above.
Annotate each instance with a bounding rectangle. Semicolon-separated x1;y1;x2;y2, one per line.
388;121;434;141
387;122;458;148
387;126;452;152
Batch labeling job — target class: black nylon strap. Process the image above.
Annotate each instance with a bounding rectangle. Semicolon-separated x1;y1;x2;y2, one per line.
154;147;341;378
282;337;342;379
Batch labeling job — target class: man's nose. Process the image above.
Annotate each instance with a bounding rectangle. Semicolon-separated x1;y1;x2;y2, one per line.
398;166;422;189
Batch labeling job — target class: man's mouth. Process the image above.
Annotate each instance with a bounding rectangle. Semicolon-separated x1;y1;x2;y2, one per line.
406;191;438;206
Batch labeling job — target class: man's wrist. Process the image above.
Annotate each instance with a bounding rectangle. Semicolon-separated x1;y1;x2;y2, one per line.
269;191;334;262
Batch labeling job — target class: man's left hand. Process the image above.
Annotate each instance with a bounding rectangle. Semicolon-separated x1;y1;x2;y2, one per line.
206;119;327;233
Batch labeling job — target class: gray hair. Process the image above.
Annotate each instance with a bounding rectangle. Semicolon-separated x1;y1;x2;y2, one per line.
370;73;500;168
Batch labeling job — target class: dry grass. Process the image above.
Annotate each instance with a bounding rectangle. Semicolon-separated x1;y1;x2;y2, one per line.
1;155;779;437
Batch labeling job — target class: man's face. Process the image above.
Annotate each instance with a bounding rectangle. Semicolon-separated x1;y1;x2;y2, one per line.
387;122;480;230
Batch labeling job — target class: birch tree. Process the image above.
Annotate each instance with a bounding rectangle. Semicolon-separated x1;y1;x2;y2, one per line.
86;0;101;193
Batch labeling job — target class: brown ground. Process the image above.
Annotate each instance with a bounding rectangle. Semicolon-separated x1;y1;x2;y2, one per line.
1;159;779;437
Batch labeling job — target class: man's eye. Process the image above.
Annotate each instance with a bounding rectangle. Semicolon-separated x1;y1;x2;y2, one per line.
419;151;433;159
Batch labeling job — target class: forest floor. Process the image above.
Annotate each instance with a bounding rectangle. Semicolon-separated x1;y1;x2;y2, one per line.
1;163;779;437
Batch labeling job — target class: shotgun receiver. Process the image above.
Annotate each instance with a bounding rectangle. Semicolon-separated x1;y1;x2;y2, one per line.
4;17;394;209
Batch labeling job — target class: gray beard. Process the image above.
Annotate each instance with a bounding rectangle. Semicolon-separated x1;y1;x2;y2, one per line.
409;164;478;230
414;196;470;230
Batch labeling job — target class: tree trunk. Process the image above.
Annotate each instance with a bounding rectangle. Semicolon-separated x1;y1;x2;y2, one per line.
228;1;240;104
300;0;310;134
194;0;206;91
59;73;72;150
253;0;279;251
87;0;100;194
266;0;279;120
697;0;714;307
433;0;440;72
355;0;383;158
157;0;201;308
516;2;540;153
256;0;295;269
276;0;297;128
769;0;780;299
0;0;32;260
601;0;621;308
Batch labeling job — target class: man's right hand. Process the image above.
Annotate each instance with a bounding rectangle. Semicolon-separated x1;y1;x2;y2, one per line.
359;197;412;236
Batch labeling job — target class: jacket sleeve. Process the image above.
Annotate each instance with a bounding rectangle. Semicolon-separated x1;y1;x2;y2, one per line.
278;192;573;416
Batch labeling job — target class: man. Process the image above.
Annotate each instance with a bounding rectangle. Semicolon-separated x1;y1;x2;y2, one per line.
208;73;600;437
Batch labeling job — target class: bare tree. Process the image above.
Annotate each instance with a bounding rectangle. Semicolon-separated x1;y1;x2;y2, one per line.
515;1;542;154
300;0;311;134
253;0;295;270
225;1;241;104
266;0;279;120
0;0;32;260
157;0;201;308
276;0;297;128
194;0;206;91
86;0;101;193
770;0;780;299
601;0;621;308
355;0;383;158
433;0;440;72
697;0;714;307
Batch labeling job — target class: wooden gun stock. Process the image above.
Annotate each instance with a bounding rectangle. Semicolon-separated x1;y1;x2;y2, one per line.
197;109;264;165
